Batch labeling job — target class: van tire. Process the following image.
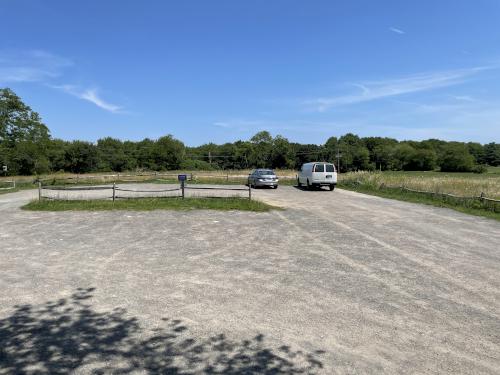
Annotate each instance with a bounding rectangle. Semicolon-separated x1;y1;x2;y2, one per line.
329;184;335;191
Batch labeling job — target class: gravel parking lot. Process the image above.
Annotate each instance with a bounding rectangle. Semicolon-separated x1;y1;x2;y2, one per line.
1;185;499;374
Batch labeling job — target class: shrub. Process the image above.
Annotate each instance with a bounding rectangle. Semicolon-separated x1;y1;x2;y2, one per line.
472;165;488;174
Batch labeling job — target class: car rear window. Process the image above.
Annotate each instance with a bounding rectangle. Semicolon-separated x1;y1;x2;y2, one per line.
314;164;324;172
325;164;335;172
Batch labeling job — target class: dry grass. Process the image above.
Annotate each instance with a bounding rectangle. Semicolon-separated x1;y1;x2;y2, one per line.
340;171;500;199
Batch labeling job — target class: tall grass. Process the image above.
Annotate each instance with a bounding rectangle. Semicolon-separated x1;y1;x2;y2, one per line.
339;171;500;199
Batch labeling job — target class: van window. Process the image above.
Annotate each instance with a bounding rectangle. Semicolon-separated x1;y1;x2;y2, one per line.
314;164;324;172
325;164;335;172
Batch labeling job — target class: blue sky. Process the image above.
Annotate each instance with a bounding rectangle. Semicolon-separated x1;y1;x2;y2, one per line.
2;0;500;145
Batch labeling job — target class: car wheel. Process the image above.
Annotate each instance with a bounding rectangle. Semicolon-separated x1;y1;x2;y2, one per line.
329;184;335;191
273;185;278;189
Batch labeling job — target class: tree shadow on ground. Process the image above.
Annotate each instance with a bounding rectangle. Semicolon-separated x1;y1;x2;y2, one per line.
0;288;324;374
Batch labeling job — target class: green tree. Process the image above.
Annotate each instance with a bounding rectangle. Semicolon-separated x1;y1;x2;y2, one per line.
64;141;99;173
152;135;185;170
467;142;486;165
270;135;295;169
46;139;68;172
96;137;129;172
392;143;415;170
249;131;273;168
438;143;475;172
363;137;399;170
338;133;370;171
0;88;50;145
0;88;51;174
484;143;500;166
405;148;437;171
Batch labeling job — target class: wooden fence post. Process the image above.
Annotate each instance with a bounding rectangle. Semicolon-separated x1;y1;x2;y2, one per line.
248;184;252;200
38;181;42;201
112;182;116;201
181;180;185;199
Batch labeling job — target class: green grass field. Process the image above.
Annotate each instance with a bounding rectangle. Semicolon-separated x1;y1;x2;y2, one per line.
22;197;278;212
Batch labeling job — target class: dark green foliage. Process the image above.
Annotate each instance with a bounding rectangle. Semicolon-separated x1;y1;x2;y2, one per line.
96;137;130;172
0;88;51;175
180;159;215;170
439;143;475;172
1;88;499;175
484;142;500;166
472;164;489;174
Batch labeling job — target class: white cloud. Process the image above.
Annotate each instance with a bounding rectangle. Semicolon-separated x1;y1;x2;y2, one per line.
80;89;122;113
0;49;124;113
451;95;476;102
389;27;405;35
305;66;490;112
52;85;122;113
0;49;72;83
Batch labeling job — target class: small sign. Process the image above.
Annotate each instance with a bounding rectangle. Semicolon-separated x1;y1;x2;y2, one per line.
2;165;6;172
178;174;187;181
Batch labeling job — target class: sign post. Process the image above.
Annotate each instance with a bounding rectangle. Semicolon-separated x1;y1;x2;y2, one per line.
178;174;187;199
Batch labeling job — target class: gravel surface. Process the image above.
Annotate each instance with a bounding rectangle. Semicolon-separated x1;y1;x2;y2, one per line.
0;185;499;374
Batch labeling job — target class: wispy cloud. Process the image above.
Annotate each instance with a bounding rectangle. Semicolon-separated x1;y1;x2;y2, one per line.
0;49;72;83
52;85;122;113
305;66;490;112
389;27;405;35
451;95;476;102
0;49;124;113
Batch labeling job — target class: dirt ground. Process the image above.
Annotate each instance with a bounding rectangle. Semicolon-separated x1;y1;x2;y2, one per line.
1;185;499;374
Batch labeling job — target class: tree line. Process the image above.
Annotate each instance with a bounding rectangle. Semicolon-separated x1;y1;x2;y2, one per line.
1;88;499;176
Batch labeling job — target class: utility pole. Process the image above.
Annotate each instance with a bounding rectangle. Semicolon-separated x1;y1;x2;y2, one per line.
336;140;341;173
208;151;212;165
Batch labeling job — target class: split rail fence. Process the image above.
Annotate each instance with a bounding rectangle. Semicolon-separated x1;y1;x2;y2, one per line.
38;181;252;201
0;180;16;190
355;181;500;212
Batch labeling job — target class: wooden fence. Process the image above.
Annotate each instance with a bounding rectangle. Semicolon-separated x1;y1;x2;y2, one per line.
0;180;16;190
366;182;500;212
38;181;252;201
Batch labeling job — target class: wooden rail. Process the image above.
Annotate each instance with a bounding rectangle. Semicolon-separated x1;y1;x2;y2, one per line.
39;182;252;201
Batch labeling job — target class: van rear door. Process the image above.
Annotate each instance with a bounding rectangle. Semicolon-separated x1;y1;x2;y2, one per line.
325;163;337;183
312;163;325;182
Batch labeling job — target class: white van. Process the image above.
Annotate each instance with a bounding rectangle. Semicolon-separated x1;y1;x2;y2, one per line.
297;162;337;190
